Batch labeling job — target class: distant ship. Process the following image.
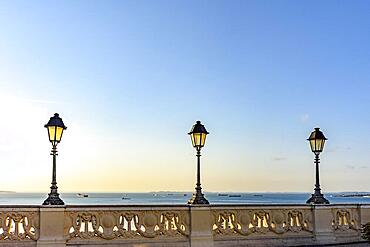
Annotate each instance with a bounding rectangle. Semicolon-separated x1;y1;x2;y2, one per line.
77;193;88;198
218;193;229;196
229;195;241;198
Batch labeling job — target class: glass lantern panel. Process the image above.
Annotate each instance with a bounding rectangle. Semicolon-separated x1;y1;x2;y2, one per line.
55;126;64;142
190;134;196;147
317;139;325;152
194;133;202;147
201;133;207;147
309;139;314;152
48;126;56;142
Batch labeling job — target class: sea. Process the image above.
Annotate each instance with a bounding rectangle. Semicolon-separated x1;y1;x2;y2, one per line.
0;192;369;205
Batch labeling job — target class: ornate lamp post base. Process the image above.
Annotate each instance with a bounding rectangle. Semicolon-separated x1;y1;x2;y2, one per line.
43;194;64;205
43;186;64;205
188;190;209;205
306;193;329;204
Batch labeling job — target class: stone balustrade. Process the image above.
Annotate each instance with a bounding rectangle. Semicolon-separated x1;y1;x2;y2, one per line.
0;206;39;242
211;204;366;246
64;206;190;246
0;204;368;246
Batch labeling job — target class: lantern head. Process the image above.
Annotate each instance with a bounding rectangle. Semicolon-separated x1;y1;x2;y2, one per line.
188;121;209;150
45;113;67;146
307;127;327;154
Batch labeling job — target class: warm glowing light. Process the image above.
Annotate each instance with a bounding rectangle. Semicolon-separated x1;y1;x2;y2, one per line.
307;128;327;154
188;121;209;149
45;113;67;146
190;132;207;148
47;126;64;144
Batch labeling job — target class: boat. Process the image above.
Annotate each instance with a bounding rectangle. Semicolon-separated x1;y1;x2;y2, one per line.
77;193;88;198
218;193;229;196
122;194;131;200
229;195;241;198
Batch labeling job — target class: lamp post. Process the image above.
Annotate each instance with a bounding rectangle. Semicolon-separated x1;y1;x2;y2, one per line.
306;127;329;204
188;121;209;205
43;113;67;206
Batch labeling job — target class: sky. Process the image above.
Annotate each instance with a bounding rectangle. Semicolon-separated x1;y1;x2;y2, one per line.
0;0;369;193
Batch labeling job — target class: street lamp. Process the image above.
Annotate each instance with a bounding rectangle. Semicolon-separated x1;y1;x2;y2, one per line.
306;127;329;204
188;121;209;205
43;113;67;205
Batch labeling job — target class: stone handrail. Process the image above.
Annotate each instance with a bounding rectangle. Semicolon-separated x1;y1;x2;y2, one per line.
0;204;368;246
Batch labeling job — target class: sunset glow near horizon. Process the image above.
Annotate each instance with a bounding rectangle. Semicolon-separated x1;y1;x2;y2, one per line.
0;1;370;193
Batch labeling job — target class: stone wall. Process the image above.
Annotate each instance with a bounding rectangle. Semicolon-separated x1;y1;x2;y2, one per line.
0;204;368;247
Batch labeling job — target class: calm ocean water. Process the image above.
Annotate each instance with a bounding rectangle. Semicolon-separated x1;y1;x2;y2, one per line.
0;192;369;205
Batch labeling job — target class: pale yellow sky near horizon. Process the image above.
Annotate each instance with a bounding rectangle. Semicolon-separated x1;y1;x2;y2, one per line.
0;92;368;193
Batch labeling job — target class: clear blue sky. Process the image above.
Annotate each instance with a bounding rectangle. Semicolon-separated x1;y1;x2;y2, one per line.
0;0;369;192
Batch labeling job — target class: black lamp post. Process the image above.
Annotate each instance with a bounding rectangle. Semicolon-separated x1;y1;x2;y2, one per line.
188;121;209;205
306;127;329;204
43;113;67;206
